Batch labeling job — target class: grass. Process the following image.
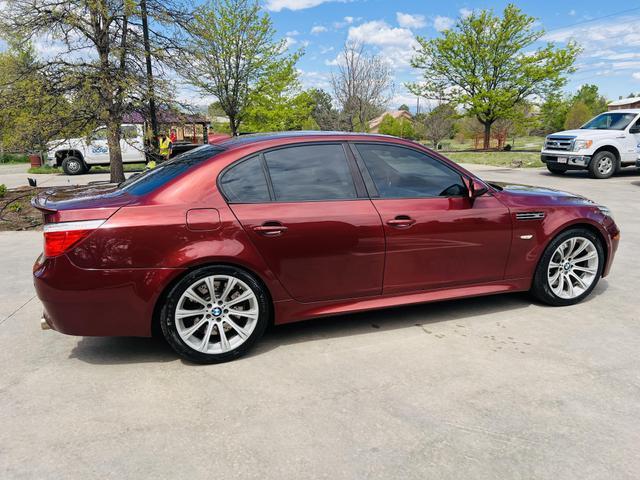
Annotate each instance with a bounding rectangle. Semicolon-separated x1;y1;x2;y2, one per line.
0;153;29;164
28;163;146;174
433;135;545;152
445;151;544;168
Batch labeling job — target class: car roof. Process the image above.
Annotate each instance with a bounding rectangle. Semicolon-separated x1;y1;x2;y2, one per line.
601;109;640;114
215;131;402;150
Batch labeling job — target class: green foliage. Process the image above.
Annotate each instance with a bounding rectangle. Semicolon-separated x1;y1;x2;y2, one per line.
307;88;341;130
398;104;410;112
564;101;592;130
185;0;295;135
409;4;579;148
540;93;570;133
0;184;6;198
573;84;608;116
0;153;29;164
421;103;456;147
242;57;316;132
378;114;416;139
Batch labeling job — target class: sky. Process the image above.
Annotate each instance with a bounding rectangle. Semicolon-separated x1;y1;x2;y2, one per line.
263;0;640;110
2;0;640;110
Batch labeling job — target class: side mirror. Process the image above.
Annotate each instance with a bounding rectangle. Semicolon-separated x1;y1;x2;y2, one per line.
466;178;489;199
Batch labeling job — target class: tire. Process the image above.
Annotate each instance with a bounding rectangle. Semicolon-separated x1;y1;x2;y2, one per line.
546;164;566;175
61;156;86;175
160;265;270;364
588;151;617;179
530;228;605;306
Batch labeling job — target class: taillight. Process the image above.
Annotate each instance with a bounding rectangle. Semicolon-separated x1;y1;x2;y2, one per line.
43;220;105;257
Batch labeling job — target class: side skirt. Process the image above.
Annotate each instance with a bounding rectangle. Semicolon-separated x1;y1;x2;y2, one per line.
273;278;531;325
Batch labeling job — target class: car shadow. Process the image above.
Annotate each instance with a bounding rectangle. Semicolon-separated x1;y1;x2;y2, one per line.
538;169;640;180
68;281;610;366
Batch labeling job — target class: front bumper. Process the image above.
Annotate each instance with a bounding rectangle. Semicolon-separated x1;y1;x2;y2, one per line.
33;253;183;337
541;152;591;169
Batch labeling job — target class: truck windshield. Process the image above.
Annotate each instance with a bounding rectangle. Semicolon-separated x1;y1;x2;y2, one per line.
118;145;224;195
581;112;637;130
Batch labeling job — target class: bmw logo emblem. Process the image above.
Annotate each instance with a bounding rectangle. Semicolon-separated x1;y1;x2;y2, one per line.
212;307;223;316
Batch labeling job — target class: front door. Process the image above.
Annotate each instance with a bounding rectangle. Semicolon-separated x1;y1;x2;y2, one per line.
85;127;110;165
222;144;385;303
352;143;512;294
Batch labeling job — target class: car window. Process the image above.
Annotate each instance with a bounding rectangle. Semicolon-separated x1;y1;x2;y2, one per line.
219;156;270;203
581;112;637;130
91;128;108;141
355;144;466;198
120;125;139;139
263;144;357;201
118;145;224;195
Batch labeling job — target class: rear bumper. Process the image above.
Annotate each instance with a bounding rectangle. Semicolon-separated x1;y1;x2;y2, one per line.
541;153;591;169
33;254;183;337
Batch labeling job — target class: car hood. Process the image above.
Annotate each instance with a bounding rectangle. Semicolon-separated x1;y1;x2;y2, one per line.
548;129;620;140
490;182;596;208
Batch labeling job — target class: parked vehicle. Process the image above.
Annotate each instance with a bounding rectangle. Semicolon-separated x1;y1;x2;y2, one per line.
46;124;202;175
33;132;620;363
541;109;640;178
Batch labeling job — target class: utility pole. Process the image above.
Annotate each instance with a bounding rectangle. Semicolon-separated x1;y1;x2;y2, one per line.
140;0;159;158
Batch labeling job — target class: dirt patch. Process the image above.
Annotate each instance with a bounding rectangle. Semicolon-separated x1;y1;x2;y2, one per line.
0;186;45;231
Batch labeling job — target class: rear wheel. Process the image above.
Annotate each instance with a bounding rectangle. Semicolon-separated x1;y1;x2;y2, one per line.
61;156;86;175
160;265;270;364
546;164;567;175
531;228;604;306
588;151;616;179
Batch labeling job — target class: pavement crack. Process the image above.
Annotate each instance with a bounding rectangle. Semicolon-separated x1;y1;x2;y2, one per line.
0;295;36;326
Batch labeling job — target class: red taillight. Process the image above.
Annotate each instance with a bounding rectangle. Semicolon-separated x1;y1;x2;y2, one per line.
43;220;105;257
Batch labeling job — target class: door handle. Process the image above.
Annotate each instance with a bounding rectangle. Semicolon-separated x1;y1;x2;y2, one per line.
386;216;416;228
253;223;288;236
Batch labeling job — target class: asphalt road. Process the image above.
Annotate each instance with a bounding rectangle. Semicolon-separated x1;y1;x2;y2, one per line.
1;164;639;479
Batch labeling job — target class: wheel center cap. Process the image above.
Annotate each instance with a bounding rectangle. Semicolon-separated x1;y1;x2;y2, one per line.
564;262;571;271
212;307;223;316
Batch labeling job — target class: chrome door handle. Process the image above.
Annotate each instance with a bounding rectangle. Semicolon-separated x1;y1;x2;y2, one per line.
253;223;288;236
386;216;416;228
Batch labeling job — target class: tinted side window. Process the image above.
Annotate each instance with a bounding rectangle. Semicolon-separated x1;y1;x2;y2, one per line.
264;144;357;201
355;144;466;198
220;156;270;203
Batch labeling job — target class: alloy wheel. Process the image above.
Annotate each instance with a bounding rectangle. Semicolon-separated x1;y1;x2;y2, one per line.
597;155;613;176
547;237;599;299
174;275;259;354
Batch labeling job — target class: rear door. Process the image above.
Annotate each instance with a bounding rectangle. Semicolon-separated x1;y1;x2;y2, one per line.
352;142;512;294
222;143;385;303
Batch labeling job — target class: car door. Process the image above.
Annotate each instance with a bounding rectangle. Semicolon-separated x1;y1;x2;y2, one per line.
221;143;385;303
85;127;110;165
623;115;640;164
120;124;145;163
352;142;512;295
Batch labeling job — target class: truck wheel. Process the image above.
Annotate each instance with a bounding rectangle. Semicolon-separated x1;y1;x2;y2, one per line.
546;164;566;175
61;156;86;175
588;151;616;179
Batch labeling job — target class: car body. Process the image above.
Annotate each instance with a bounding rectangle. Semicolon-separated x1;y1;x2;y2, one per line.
33;132;620;363
541;109;640;178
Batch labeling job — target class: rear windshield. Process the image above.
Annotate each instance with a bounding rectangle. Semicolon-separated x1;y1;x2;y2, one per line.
118;145;224;195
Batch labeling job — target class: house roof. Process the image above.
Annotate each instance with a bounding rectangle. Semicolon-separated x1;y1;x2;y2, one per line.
608;96;640;107
122;110;208;125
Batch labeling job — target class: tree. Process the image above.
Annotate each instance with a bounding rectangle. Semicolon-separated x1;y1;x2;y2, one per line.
398;104;410;112
573;84;608;116
307;88;341;130
242;56;316;132
331;42;393;132
422;103;456;148
540;93;570;133
564;101;591;130
409;4;579;149
181;0;292;136
377;114;416;139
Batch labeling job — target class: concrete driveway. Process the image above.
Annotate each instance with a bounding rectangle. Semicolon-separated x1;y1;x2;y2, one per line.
1;165;639;479
0;163;131;189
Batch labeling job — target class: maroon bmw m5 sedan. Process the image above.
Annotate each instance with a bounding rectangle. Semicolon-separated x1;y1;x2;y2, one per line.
33;132;620;363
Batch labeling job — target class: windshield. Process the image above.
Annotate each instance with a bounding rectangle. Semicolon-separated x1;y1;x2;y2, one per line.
118;144;225;195
581;112;637;130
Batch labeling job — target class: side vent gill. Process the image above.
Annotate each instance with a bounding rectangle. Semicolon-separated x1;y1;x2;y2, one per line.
516;212;545;221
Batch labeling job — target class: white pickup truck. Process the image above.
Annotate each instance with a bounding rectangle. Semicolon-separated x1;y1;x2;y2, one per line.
541;109;640;179
46;124;146;175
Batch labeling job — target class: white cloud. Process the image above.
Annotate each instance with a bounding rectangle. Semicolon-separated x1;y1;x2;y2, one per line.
334;16;359;29
569;9;576;16
459;8;473;19
633;72;640;80
320;45;335;54
298;69;332;90
286;30;300;36
344;16;354;24
433;15;454;32
311;25;328;34
396;12;426;29
265;0;343;12
347;20;418;68
284;36;297;49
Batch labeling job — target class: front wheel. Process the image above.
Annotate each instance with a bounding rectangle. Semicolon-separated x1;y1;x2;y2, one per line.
546;164;566;175
588;151;616;179
160;266;270;364
61;156;86;175
530;228;604;306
